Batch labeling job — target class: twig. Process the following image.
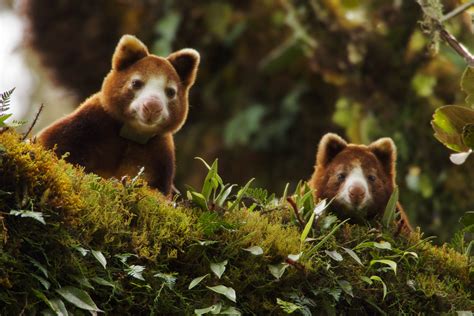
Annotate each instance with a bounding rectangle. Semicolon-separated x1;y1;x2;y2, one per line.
440;1;474;23
22;103;44;141
437;24;474;66
286;197;305;230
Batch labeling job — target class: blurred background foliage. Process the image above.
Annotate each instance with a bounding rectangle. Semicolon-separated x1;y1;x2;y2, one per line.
5;0;474;242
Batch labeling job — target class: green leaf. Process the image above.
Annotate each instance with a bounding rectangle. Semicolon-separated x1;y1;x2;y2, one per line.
188;274;209;290
305;219;349;258
194;303;222;315
325;250;343;262
462;124;474;149
10;210;46;225
33;289;68;316
91;277;116;289
91;250;107;269
197;240;219;246
460;211;474;228
461;67;474;107
215;184;237;207
210;260;228;279
382;187;398;229
432;105;474;152
374;241;392;250
206;285;237;302
154;272;178;289
201;159;219;200
74;246;89;257
55;286;102;312
49;298;69;316
277;298;301;313
242;246;264;256
370;259;397;275
268;263;289;280
188;191;209;211
228;178;255;211
32;274;51;290
126;265;145;281
300;212;315;244
342;247;363;266
337;280;354;297
370;276;388;300
29;258;49;278
220;306;242;315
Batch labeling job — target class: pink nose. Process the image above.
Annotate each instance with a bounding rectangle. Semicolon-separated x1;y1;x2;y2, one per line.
349;184;365;204
142;99;163;120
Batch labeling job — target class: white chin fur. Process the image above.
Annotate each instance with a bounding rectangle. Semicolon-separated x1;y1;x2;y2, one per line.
336;166;372;210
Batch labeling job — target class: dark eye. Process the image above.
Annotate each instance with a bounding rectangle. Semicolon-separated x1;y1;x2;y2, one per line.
337;173;346;181
165;87;177;99
368;175;377;182
131;79;144;89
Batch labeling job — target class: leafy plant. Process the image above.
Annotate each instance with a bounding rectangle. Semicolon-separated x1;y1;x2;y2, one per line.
186;158;254;212
0;88;25;129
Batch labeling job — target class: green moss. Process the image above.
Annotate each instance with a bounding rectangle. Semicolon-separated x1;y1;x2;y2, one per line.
0;130;472;314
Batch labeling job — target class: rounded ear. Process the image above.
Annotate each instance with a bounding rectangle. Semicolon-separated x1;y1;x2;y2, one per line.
167;49;200;87
112;35;149;70
369;137;396;178
316;133;347;167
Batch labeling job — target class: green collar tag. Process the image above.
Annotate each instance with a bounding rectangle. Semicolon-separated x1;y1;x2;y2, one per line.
119;124;155;145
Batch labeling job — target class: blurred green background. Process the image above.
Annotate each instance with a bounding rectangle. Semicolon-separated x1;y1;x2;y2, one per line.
8;0;474;242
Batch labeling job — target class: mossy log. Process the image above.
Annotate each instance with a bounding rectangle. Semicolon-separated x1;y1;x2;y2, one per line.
0;131;472;314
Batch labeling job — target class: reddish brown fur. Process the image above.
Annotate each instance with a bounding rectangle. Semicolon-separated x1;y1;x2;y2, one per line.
309;133;412;233
37;35;199;195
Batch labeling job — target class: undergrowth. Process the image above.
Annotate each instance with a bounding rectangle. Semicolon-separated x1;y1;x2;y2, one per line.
0;130;472;315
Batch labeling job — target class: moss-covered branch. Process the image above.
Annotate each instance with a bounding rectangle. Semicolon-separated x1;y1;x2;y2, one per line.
0;131;472;314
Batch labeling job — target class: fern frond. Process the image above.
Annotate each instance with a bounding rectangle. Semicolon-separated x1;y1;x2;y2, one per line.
0;88;16;113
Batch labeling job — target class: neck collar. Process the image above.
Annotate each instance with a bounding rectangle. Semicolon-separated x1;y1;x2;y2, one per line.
119;124;156;145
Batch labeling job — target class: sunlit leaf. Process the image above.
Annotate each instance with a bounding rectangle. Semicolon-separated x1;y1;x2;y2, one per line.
370;259;397;275
194;303;222;315
268;263;289;280
154;272;178;289
431;105;474;152
300;212;315;244
10;210;45;225
370;276;388;300
325;250;343;262
56;286;102;312
382;187;398;229
243;246;264;256
91;250;107;269
210;260;228;279
206;285;236;302
342;247;363;266
188;274;209;290
287;252;302;262
220;306;242;315
277;298;301;313
126;265;145;281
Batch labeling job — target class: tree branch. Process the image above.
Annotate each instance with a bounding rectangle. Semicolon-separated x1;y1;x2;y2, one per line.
437;24;474;66
441;1;474;22
22;103;44;141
